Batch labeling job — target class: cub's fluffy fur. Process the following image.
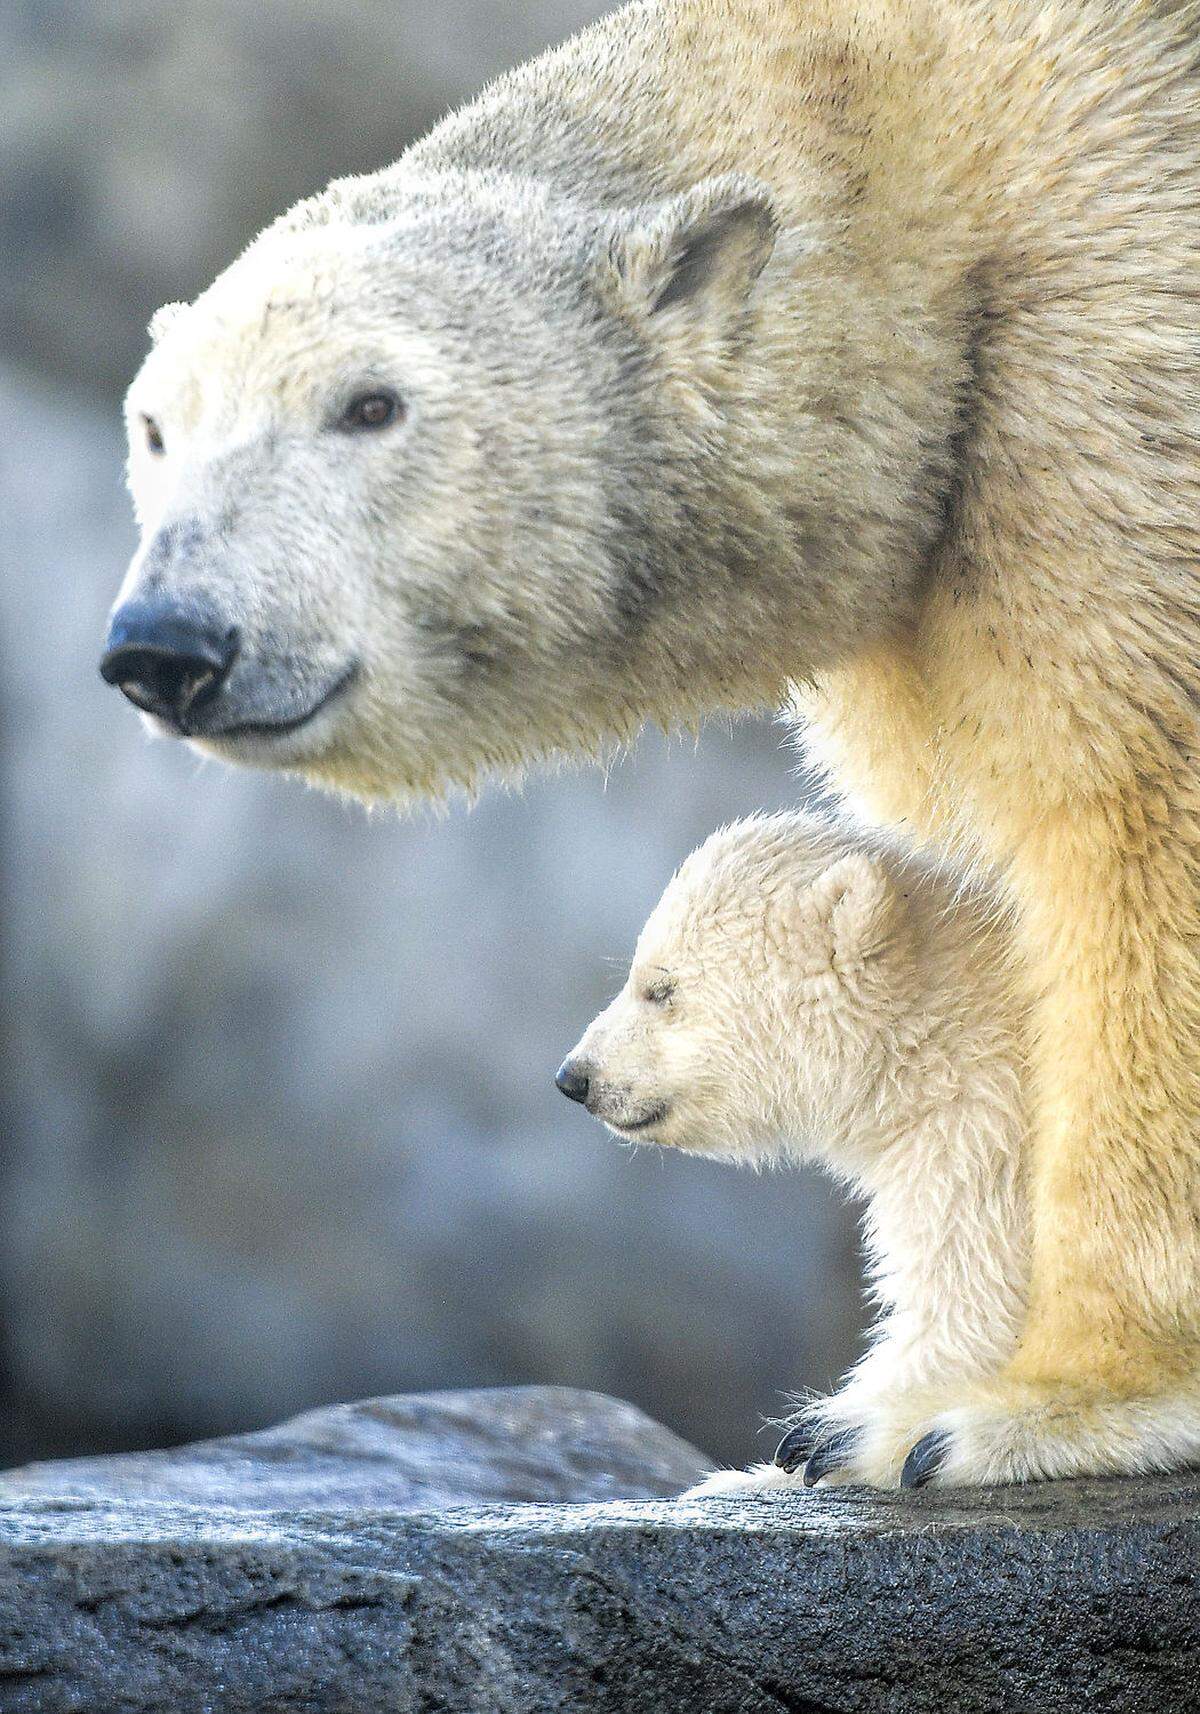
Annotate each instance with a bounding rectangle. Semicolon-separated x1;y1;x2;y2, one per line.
112;0;1200;1481
562;811;1030;1487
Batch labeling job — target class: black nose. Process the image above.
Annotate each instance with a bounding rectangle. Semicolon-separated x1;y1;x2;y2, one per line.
555;1058;591;1104
100;601;239;731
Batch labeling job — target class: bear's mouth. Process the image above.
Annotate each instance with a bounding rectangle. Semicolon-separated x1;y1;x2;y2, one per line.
203;660;362;743
607;1101;670;1135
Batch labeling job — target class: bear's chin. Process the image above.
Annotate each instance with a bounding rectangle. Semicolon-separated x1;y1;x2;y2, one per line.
186;722;345;776
607;1119;739;1162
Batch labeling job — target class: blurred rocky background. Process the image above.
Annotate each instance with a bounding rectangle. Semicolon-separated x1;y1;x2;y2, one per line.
0;0;863;1468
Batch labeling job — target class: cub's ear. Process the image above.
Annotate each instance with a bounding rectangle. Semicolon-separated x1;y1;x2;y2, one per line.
805;853;904;969
603;174;778;354
148;301;187;346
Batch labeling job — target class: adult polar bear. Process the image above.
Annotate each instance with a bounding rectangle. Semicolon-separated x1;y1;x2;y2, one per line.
101;0;1200;1486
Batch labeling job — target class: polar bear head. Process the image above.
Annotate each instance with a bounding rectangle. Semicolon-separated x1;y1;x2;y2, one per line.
556;813;924;1166
101;170;800;802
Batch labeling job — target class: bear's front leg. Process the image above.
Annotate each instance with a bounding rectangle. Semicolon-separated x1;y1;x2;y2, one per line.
863;813;1200;1489
887;1372;1200;1487
949;800;1200;1486
872;791;1200;1490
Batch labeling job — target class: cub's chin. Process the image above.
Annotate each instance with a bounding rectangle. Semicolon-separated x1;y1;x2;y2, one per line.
610;1112;777;1167
605;1112;732;1161
604;1101;670;1142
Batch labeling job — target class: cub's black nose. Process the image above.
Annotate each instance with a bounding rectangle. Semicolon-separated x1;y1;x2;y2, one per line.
100;602;239;731
555;1058;591;1104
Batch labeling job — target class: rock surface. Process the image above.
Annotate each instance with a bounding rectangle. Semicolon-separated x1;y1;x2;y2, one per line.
0;1386;710;1512
0;1387;1196;1713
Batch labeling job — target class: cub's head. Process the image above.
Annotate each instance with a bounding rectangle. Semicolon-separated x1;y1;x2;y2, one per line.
102;170;781;802
556;814;918;1164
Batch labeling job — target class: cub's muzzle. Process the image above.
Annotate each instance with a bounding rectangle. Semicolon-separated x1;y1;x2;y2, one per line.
555;1058;591;1104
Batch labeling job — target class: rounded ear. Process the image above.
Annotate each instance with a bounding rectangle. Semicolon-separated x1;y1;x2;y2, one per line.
148;302;187;346
805;853;904;968
602;174;778;344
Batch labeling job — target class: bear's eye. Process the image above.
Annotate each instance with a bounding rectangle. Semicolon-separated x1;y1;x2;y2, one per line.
142;414;165;456
340;389;403;433
642;978;676;1006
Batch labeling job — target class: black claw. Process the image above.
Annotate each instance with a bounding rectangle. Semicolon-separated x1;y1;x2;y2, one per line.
802;1426;860;1487
773;1420;816;1474
901;1429;951;1490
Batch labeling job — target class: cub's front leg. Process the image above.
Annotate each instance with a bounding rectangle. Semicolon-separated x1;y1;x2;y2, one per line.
681;1394;943;1496
683;1343;976;1497
686;1089;1031;1494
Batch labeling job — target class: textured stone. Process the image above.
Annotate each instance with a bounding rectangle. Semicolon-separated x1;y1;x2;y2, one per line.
0;1386;710;1512
0;1387;1196;1713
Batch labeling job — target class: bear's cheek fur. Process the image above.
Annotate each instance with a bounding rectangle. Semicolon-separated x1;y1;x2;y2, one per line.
243;438;621;798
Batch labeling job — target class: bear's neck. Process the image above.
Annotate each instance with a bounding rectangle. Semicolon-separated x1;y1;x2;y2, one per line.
572;218;977;730
409;0;985;711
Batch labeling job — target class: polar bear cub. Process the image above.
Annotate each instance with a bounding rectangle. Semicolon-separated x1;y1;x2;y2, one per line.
557;811;1030;1489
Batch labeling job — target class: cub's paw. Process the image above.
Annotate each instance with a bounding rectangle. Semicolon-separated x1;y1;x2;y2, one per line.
773;1419;863;1486
687;1411;923;1493
890;1378;1200;1488
681;1461;808;1499
770;1388;942;1488
681;1410;873;1497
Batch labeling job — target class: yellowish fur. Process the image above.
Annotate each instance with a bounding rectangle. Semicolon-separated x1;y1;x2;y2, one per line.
785;0;1200;1480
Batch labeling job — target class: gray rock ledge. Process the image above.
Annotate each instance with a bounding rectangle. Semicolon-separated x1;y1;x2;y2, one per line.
0;1386;1195;1713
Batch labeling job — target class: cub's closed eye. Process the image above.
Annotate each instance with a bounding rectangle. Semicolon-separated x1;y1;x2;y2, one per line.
642;980;676;1006
340;389;404;432
142;415;165;456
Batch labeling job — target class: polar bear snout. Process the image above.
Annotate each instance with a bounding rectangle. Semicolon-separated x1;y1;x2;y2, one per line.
555;1048;672;1134
101;585;362;753
100;599;240;733
554;1058;591;1104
